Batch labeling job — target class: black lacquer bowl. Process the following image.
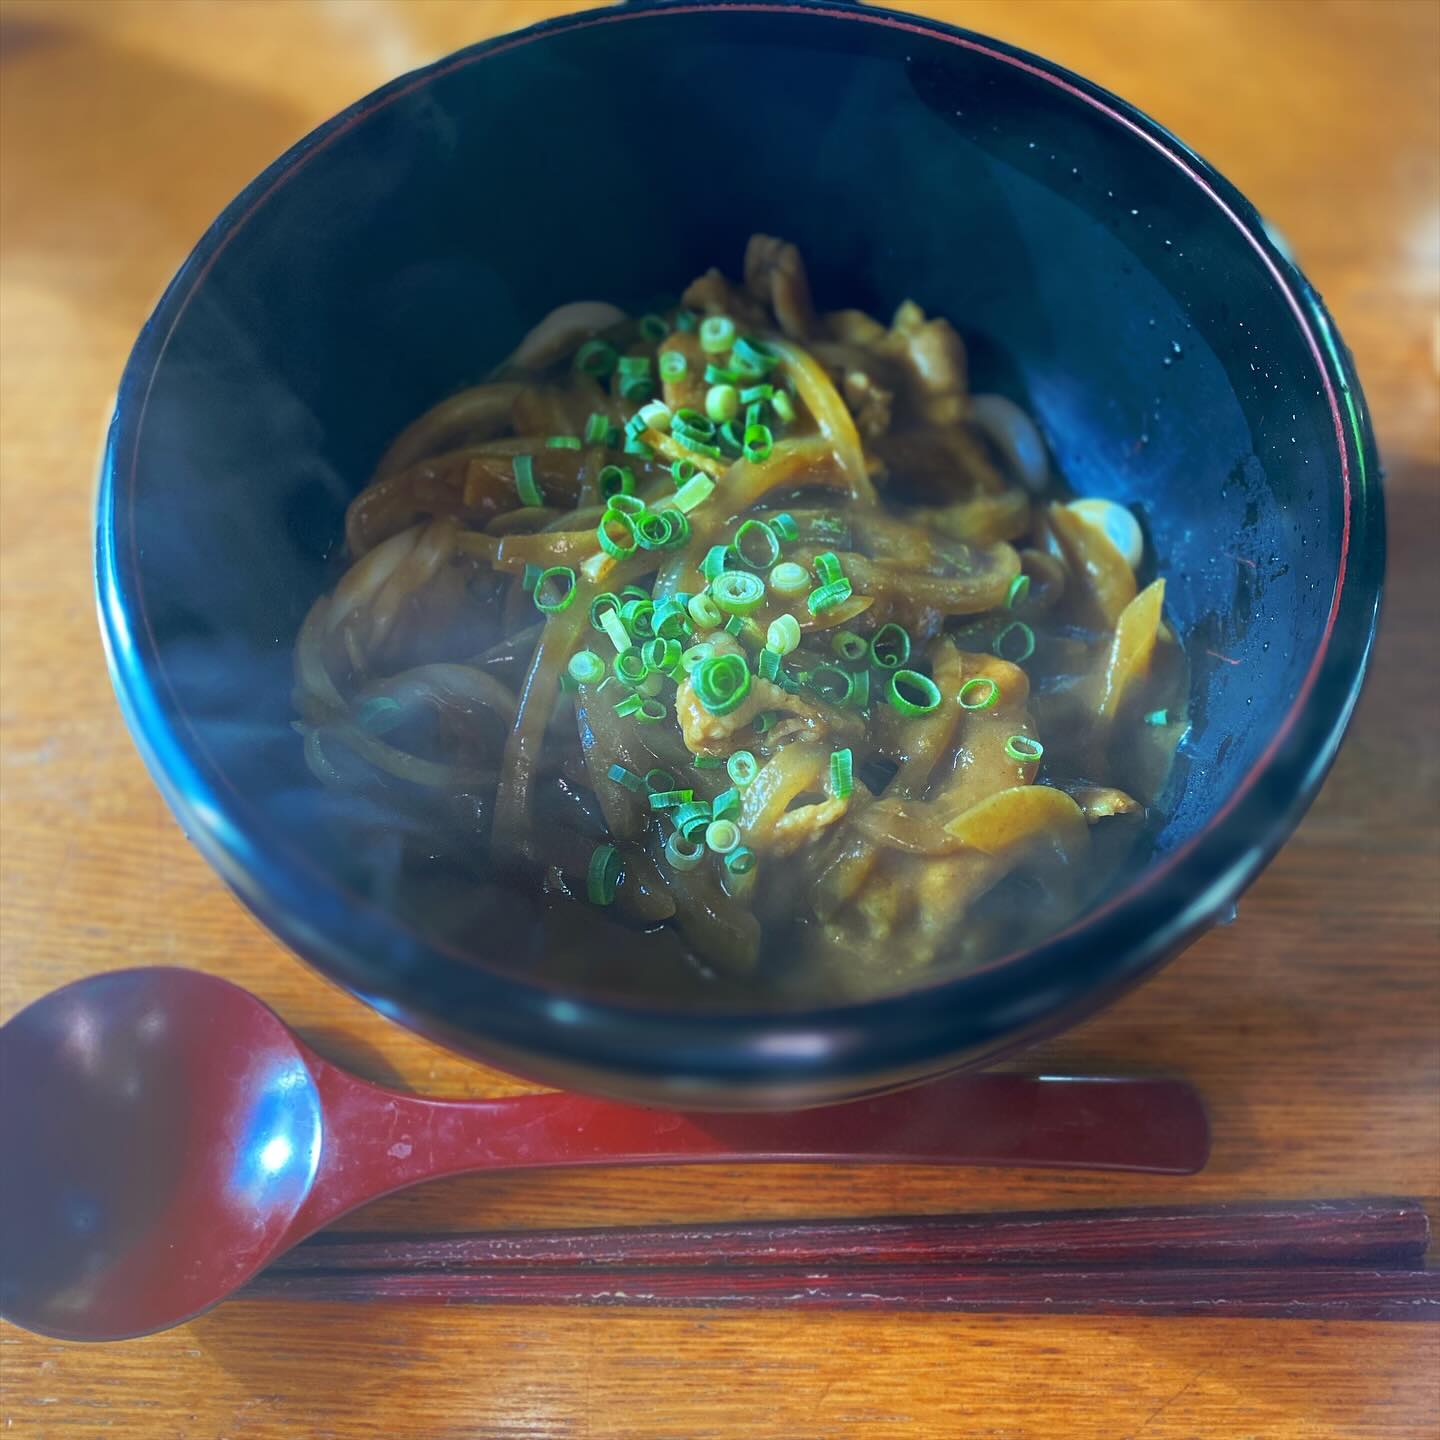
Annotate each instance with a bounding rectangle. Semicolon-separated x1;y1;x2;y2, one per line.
96;1;1383;1107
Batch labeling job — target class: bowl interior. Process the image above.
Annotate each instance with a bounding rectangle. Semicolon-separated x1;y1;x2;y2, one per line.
104;5;1357;1074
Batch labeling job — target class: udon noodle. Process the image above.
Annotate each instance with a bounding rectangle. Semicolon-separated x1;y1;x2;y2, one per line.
294;237;1186;1002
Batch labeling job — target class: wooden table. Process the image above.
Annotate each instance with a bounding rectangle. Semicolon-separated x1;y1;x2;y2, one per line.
2;1;1436;1434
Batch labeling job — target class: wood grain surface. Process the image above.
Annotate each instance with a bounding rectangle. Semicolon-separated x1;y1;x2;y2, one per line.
1;1;1437;1435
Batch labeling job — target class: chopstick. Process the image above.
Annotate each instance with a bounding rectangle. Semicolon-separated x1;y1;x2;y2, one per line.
242;1199;1438;1320
243;1263;1440;1320
268;1198;1430;1273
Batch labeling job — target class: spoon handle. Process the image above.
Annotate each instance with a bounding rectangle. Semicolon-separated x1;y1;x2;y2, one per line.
291;1064;1207;1235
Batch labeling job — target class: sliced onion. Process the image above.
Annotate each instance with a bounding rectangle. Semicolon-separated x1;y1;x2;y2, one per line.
970;393;1050;494
507;301;628;371
1067;497;1144;571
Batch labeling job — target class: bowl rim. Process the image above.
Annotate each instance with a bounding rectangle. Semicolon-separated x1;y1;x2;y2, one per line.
95;0;1385;1099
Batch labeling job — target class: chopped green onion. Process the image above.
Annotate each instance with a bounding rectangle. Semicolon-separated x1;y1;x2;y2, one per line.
687;593;722;630
597;464;635;500
533;566;577;613
705;818;740;854
766;613;801;655
888;669;942;715
745;400;765;430
675;308;698;333
742;422;773;462
648;788;694;810
704;363;740;385
757;647;783;681
804;665;853;705
617;354;653;401
658;507;691;548
700;544;735;581
608;763;646;791
832;630;867;663
599;608;632;654
673;474;715;513
869;622;911;671
568;649;606;685
681;641;715;673
711;570;766;614
620;598;655;637
770;512;798;543
1004;734;1044;764
740;383;774;404
586;844;622;905
664;831;705;870
597;509;638;559
769;561;810;597
1145;708;1170;726
639;312;669;341
615;693;666;722
671;458;698;485
992;620;1036;664
623;436;653;458
521;563;542;592
589;592;622;630
724;614;763;646
699;315;736;354
693;653;751;716
711;787;741;823
724;846;756;876
706;384;740;423
659;350;688;381
638;671;664;698
644;769;675;794
814;551;844;586
575;339;618;378
848;668;871;709
609;493;647;516
512;453;543;507
621;584;650;602
652;600;691;640
617;354;650;375
958;677;1000;710
583;412;612;446
693;754;725;769
726;751;758;788
638;400;672;432
716;419;745;456
546;435;581;450
356;696;403;733
733;519;780;570
807;578;853;614
674;430;721;459
829;747;854;799
613;650;649;688
672;406;716;440
731;336;778;378
771;389;797;424
635;511;677;550
674;801;713;841
753;709;781;733
642;636;682;673
1006;573;1031;609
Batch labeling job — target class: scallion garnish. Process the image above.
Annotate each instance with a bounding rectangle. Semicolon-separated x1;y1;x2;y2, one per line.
635;511;678;551
807;578;853;614
615;693;666;722
699;315;736;354
568;649;606;685
638;400;672;432
716;419;745;456
804;665;853;705
623;435;653;458
727;751;758;788
652;600;691;640
673;800;713;841
597;509;638;559
680;641;715;674
664;831;705;871
589;592;622;630
771;389;797;424
693;754;726;769
992;620;1036;664
731;336;778;378
674;431;722;459
769;561;810;597
829;748;854;799
608;763;646;791
724;846;756;876
648;788;695;810
888;669;942;715
599;608;632;655
704;363;739;385
766;613;801;655
597;464;635;500
639;313;669;341
673;474;715;513
704;818;741;854
769;512;798;543
753;709;780;733
848;669;871;709
644;769;676;793
733;519;780;570
659;350;688;382
617;354;653;401
1006;573;1031;609
613;651;649;688
575;339;618;378
814;551;843;586
586;843;622;905
740;384;774;404
692;653;751;716
757;647;782;682
831;630;867;663
742;423;773;462
546;435;582;450
514;454;543;507
711;788;741;823
687;593;722;630
958;677;1000;710
620;598;655;638
583;412;612;446
1004;734;1044;764
869;622;911;671
642;636;683;673
706;384;740;423
710;570;766;615
521;563;542;592
700;545;734;581
671;458;698;485
533;566;577;614
745;400;765;430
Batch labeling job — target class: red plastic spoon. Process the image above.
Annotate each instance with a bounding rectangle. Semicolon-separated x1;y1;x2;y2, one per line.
0;968;1207;1341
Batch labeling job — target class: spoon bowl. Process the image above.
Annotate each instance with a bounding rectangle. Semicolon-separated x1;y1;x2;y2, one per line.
1;968;1208;1341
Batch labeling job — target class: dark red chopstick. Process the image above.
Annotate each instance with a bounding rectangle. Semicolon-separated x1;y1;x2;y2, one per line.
243;1262;1440;1320
270;1198;1430;1273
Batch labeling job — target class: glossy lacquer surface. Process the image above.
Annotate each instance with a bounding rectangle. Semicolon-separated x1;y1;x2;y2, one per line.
1;2;1435;1436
